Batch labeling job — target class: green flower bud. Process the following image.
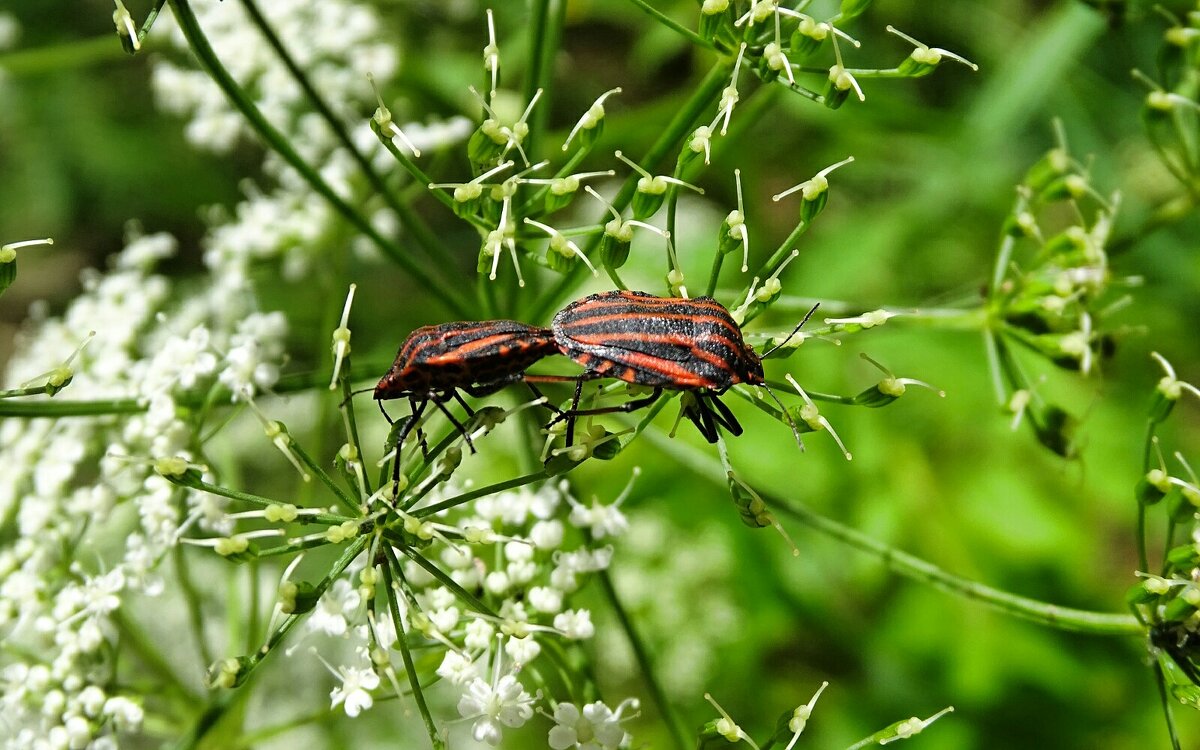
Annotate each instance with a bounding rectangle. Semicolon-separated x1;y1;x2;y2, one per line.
839;0;874;21
631;176;668;220
206;656;252;690
0;246;15;298
1023;148;1071;192
599;218;633;269
1138;468;1172;505
545;176;580;213
278;580;322;615
699;0;731;41
468;119;507;166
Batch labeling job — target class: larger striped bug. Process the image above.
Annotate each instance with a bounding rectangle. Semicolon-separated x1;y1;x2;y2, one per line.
374;320;559;484
550;290;812;444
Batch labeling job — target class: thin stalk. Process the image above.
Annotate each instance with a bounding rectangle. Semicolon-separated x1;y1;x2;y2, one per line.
136;0;168;49
381;546;444;749
530;59;734;322
188;478;353;526
235;0;461;277
410;470;550;518
113;609;202;703
288;440;359;514
595;568;689;750
0;398;144;417
401;547;496;618
166;0;467;317
772;497;1142;636
648;432;1143;636
523;0;555;155
625;0;715;50
173;545;215;670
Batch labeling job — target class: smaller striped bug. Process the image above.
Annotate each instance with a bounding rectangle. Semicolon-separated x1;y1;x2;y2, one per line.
374;320;559;485
550;290;812;444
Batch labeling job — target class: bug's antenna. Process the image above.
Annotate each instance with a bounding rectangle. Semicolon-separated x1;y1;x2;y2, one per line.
761;303;820;359
761;381;805;452
339;385;377;409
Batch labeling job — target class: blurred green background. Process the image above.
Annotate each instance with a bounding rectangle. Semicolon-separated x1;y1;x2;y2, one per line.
2;0;1200;747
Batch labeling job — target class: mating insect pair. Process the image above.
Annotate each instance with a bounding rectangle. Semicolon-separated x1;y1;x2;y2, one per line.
371;290;811;474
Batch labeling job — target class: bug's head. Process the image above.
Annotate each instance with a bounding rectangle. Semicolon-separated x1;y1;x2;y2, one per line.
374;363;425;400
738;347;766;385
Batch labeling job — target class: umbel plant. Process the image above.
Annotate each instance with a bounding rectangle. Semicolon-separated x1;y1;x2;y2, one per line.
0;1;1198;748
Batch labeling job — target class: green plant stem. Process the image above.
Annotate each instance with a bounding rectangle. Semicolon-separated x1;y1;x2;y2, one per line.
0;398;144;417
166;0;467;317
0;36;147;75
234;0;458;280
594;568;689;750
113;609;202;703
288;441;359;515
530;59;734;322
381;547;444;750
648;432;1142;636
772;497;1142;635
136;0;168;48
410;470;550;518
173;545;216;671
523;0;557;156
188;478;353;526
625;0;715;50
400;547;496;618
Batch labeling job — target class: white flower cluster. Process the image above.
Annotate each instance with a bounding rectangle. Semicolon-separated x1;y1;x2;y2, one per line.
283;481;637;747
151;0;471;288
0;229;290;748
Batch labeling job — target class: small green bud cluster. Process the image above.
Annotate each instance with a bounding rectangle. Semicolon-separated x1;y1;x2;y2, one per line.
1135;5;1200;195
695;2;975;111
984;134;1131;456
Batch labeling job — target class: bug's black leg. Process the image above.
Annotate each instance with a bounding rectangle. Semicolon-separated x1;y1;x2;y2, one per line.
377;399;394;424
451;389;477;418
558;387;666;445
392;399;427;498
706;392;744;437
566;377;585;446
522;382;563;416
693;395;718;443
432;398;476;453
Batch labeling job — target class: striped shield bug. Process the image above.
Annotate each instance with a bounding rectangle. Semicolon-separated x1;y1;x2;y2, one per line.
550;290;813;444
374;320;560;483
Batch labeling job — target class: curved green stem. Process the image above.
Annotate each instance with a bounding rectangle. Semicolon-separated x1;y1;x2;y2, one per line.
235;0;459;278
0;398;144;417
530;59;734;323
646;431;1142;636
411;470;550;518
625;0;715;50
771;496;1142;636
595;568;689;750
382;546;445;749
165;0;467;317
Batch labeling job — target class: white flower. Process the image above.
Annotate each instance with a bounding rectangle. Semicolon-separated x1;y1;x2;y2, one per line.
504;634;541;665
456;672;535;746
529;519;564;549
330;665;380;717
436;650;480;685
465;618;495;651
548;699;639;750
528;586;563;614
308;579;360;637
554;609;595;640
567;497;629;539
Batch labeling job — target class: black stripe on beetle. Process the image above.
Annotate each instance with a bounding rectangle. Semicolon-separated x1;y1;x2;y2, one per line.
551;290;811;445
375;319;560;491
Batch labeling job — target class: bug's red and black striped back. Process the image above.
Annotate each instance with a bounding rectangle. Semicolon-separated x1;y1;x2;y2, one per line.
375;320;558;399
552;290;764;391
